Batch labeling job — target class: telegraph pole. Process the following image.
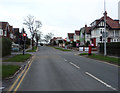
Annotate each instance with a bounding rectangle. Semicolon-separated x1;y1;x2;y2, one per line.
104;0;107;56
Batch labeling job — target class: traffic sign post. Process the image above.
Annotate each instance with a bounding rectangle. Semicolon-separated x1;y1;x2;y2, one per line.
22;33;26;55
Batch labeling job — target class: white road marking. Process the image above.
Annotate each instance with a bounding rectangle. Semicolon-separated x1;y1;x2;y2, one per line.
64;58;67;62
69;62;80;69
0;87;5;90
85;72;117;91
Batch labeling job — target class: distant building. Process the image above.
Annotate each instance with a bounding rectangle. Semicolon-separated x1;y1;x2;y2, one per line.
0;22;13;39
50;37;65;47
67;33;74;42
13;28;21;44
74;30;80;42
83;25;91;44
90;11;120;47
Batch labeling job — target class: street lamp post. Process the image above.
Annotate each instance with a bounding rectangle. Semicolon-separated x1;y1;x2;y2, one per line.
104;0;107;56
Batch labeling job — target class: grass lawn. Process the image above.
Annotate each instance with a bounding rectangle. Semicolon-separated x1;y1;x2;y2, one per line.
2;65;20;78
3;54;31;62
54;47;71;51
87;54;119;65
27;46;37;52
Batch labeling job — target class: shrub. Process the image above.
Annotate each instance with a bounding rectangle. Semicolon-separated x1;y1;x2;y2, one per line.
85;41;90;47
2;37;12;57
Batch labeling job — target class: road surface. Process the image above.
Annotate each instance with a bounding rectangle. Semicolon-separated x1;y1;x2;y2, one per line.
14;46;119;92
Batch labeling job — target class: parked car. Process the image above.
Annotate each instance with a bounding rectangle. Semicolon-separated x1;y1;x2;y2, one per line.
12;44;20;52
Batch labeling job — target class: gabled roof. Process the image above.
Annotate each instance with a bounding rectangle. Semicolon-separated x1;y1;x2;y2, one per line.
0;22;10;31
92;11;120;29
84;27;91;34
68;33;74;37
83;25;91;34
9;25;13;33
75;30;80;35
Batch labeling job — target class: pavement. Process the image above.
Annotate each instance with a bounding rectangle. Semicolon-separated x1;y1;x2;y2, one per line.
3;46;119;92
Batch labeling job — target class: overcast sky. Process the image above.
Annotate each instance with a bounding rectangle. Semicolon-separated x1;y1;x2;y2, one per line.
0;0;119;38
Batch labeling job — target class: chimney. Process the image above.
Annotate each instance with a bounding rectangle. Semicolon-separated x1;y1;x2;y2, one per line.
104;11;107;17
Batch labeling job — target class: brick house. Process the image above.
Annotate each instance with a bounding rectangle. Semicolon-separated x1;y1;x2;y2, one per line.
9;25;14;39
50;37;65;47
84;25;91;44
74;30;80;42
67;33;74;42
13;28;21;44
0;22;14;40
80;28;85;46
80;25;91;46
90;11;120;47
0;22;9;38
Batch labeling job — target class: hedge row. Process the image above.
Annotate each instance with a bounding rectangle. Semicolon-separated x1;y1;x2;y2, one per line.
99;42;120;56
1;37;12;57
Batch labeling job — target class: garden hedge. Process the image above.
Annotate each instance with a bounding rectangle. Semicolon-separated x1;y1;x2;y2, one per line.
2;37;12;57
99;42;120;56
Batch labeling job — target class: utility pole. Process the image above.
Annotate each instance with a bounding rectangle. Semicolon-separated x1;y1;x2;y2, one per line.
104;0;107;56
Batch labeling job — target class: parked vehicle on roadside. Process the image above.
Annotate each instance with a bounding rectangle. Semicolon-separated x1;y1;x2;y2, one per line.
12;43;20;52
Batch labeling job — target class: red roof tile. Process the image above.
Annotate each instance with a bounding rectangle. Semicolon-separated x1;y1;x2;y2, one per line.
0;22;9;30
92;11;120;29
84;27;91;34
68;33;74;37
75;30;80;35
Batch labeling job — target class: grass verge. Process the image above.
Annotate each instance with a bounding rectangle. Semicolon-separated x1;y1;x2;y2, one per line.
26;46;37;52
86;54;119;65
2;65;20;79
3;54;31;62
53;47;71;51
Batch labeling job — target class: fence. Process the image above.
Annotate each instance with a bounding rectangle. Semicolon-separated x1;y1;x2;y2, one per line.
99;42;120;57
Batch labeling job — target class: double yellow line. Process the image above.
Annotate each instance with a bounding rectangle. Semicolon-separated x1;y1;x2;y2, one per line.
7;56;35;93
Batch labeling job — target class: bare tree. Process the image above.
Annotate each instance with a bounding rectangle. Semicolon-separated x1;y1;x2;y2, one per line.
44;33;54;44
23;15;42;49
35;31;43;47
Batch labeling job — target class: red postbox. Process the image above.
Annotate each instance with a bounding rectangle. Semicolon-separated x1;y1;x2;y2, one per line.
88;45;92;55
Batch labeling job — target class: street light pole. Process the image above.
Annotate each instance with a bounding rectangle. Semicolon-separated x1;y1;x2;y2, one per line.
104;0;107;56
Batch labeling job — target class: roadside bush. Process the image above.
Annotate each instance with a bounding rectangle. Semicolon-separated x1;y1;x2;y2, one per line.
0;38;2;57
85;41;90;47
2;37;12;57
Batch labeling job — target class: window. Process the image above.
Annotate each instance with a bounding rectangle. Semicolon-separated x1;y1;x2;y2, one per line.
111;39;113;42
102;22;104;26
4;31;7;36
117;39;118;42
0;30;3;35
115;31;119;37
114;39;116;42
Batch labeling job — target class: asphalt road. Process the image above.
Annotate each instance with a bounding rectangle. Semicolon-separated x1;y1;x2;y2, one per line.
17;46;119;92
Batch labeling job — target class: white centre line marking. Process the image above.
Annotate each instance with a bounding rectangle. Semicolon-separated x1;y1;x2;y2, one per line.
64;58;67;62
69;62;80;69
85;72;117;91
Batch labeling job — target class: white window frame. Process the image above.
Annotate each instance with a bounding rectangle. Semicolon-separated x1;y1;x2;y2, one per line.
4;31;7;36
0;29;3;35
